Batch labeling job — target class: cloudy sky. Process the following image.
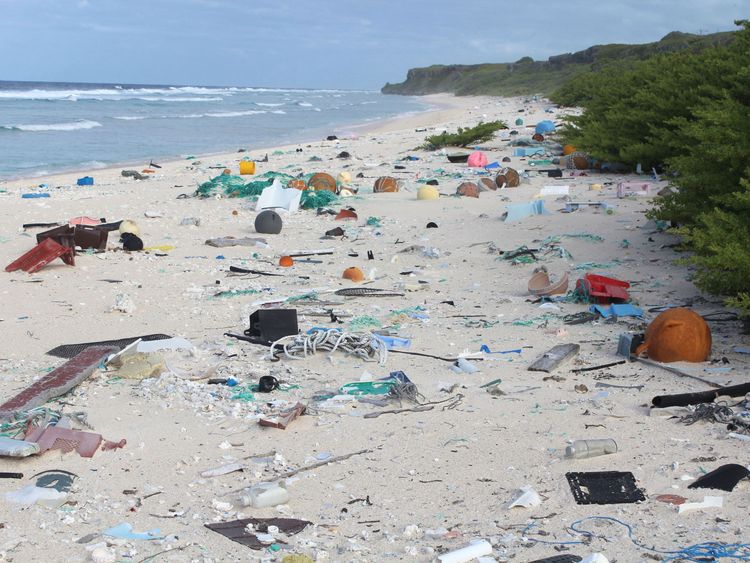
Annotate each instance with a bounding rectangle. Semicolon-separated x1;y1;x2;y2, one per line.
0;0;745;89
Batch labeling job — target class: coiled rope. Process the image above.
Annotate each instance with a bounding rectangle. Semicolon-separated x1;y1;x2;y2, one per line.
270;328;387;365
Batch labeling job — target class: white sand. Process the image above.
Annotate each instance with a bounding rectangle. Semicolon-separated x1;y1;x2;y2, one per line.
0;94;747;562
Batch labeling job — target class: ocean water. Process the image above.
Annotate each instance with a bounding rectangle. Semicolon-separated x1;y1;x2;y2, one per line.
0;80;429;180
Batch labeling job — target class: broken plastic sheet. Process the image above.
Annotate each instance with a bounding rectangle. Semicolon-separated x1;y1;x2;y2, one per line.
590;304;644;319
502;200;547;222
257;178;302;213
103;523;164;540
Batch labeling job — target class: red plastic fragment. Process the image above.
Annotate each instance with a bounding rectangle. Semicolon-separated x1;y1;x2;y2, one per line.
25;426;103;458
102;439;127;451
5;238;75;274
576;273;630;304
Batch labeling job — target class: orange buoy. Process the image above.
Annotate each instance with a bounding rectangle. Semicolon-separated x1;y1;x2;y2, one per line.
478;178;496;191
373;176;399;193
279;255;294;267
342;266;364;282
307;172;337;192
456;182;479;198
635;308;711;363
563;144;576;156
287;179;306;190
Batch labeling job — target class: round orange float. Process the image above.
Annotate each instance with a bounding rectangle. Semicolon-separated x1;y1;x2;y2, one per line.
456;182;479;198
478;178;496;191
279;256;294;267
373;176;399;193
287;179;306;190
342;267;364;282
563;144;576;156
307;172;337;192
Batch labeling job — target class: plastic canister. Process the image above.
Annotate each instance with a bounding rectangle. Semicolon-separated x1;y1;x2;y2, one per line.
239;481;289;508
565;439;617;459
239;161;256;175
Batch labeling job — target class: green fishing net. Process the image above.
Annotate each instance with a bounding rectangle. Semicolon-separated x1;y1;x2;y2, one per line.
300;189;338;209
196;171;296;198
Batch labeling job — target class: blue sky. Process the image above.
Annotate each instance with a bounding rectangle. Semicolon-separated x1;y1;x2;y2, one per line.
0;0;745;89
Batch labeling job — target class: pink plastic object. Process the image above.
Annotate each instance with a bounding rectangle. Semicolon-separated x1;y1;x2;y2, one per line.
576;273;630;303
5;238;74;274
617;182;653;198
69;216;102;226
467;151;488;168
25;426;103;458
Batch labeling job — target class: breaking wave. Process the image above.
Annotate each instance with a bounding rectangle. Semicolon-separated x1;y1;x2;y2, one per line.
2;119;103;132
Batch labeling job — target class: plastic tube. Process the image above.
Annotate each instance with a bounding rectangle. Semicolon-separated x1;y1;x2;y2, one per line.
651;382;750;408
437;539;492;563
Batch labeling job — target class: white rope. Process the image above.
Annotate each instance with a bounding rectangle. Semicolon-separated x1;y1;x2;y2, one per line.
270;328;387;365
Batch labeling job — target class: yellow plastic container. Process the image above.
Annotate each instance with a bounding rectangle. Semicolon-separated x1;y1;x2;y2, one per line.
239;161;256;175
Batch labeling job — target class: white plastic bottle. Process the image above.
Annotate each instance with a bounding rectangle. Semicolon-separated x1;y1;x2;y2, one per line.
239;482;290;508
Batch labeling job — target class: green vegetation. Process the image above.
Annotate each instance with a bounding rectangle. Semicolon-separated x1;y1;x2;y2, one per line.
420;120;507;149
382;31;735;97
556;21;750;316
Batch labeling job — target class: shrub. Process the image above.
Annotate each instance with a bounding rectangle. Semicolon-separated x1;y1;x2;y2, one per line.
420;120;507;150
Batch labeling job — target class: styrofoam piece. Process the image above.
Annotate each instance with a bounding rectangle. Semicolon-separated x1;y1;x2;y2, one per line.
678;495;723;513
137;337;194;353
257;179;301;213
508;485;542;508
0;436;40;458
581;554;609;563
540;185;570;196
438;539;493;563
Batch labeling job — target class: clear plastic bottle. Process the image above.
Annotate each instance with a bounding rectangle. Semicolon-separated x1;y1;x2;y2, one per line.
565;438;617;459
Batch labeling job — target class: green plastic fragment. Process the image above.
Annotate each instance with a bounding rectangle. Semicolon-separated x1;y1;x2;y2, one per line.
339;381;395;396
348;316;381;330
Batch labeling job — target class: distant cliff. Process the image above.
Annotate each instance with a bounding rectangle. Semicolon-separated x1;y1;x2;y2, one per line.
381;31;735;97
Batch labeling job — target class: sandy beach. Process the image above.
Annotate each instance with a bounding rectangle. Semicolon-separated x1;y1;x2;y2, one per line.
0;93;747;563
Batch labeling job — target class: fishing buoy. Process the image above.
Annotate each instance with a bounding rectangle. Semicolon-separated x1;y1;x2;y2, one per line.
255;210;282;234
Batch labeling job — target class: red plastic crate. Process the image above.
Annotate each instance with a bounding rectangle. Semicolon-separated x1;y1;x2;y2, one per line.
5;238;74;274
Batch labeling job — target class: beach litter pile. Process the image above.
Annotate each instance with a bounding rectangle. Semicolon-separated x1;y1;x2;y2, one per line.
0;95;748;563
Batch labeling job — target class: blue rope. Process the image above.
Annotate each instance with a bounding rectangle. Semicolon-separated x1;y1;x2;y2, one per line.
524;516;750;562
